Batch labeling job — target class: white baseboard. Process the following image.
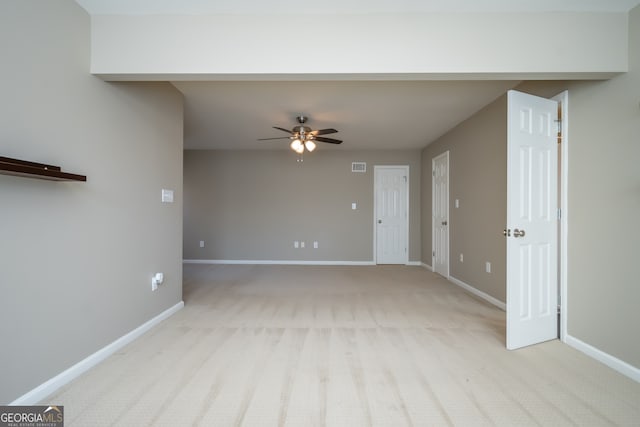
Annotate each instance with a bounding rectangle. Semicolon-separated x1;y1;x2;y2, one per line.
183;259;376;266
184;260;425;267
10;301;184;405
420;262;433;271
448;276;506;311
565;334;640;383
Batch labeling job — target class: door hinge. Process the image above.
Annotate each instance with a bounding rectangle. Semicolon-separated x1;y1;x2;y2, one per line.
403;175;407;183
432;251;435;257
557;208;562;220
432;170;435;177
555;119;562;143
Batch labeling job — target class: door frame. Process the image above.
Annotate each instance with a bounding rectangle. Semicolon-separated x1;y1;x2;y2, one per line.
553;90;569;343
373;165;410;264
431;151;450;277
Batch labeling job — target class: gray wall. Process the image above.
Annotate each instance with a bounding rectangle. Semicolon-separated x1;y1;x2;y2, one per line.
420;5;640;370
184;149;421;262
0;1;184;403
562;5;640;368
421;96;508;301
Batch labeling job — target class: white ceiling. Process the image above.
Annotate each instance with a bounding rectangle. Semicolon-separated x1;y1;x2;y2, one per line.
76;0;640;14
75;0;640;151
175;80;519;150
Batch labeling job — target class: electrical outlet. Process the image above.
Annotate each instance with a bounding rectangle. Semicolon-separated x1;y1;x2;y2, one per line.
314;241;318;249
486;262;491;273
301;241;305;248
151;272;163;291
294;241;299;248
199;240;205;248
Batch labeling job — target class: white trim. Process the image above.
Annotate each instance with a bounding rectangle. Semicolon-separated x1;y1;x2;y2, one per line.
420;262;433;271
449;276;506;311
183;259;376;266
10;301;184;405
373;165;410;265
565;334;640;383
552;90;569;343
184;259;421;267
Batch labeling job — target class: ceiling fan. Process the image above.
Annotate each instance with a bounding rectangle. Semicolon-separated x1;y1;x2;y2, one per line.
258;115;342;154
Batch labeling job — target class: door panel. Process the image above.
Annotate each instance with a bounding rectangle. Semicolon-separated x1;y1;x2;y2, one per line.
507;90;558;350
375;166;408;264
432;152;449;277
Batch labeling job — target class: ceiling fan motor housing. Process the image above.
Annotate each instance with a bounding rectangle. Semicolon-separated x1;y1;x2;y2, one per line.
294;126;312;137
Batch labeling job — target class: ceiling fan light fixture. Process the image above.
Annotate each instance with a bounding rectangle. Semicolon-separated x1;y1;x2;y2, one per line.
290;139;302;152
304;140;316;152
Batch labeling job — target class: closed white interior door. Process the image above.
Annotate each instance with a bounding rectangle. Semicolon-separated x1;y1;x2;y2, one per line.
507;90;558;350
432;151;450;277
375;166;409;264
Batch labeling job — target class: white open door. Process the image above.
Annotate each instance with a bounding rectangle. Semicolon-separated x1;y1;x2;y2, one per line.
432;152;449;277
507;90;558;350
375;166;409;264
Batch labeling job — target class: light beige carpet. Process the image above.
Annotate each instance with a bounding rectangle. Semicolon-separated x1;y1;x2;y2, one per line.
46;265;640;426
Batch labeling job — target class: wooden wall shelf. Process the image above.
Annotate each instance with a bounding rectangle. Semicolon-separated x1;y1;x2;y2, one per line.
0;156;86;182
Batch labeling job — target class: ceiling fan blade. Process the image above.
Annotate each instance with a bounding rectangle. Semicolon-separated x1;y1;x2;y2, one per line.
257;137;291;141
311;128;338;136
273;126;294;134
315;136;342;144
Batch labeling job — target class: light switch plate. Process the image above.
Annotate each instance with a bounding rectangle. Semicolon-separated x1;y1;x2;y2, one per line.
161;189;174;203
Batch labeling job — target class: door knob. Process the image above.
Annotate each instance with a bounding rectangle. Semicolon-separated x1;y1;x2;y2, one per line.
442;221;447;226
378;220;382;224
513;228;526;238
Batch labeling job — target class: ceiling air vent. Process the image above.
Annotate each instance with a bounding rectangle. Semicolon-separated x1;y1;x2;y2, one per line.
352;162;366;173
